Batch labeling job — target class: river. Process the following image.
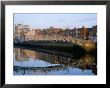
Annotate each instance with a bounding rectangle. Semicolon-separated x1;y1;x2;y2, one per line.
13;47;97;75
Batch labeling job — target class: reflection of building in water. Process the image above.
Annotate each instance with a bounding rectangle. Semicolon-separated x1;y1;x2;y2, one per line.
23;50;36;59
15;48;42;61
15;48;28;61
14;48;97;75
71;55;96;73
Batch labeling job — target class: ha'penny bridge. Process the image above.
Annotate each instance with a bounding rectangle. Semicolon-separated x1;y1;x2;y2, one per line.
14;34;96;53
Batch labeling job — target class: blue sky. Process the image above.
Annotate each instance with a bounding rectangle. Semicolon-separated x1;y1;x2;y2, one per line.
14;13;97;29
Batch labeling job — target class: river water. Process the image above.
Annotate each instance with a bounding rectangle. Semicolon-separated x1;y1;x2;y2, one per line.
13;48;97;75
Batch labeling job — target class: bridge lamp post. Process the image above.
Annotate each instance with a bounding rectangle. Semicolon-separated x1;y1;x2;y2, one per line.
55;30;56;41
57;29;59;40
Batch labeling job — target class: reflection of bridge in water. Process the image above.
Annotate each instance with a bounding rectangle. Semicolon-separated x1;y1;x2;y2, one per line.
14;56;97;75
14;47;97;75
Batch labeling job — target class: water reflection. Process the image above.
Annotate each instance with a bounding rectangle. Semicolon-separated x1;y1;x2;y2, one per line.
13;48;97;75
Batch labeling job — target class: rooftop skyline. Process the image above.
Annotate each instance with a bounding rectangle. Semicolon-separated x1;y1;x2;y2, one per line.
14;13;97;29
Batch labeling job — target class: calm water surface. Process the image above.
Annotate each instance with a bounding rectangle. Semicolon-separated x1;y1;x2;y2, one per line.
13;48;97;75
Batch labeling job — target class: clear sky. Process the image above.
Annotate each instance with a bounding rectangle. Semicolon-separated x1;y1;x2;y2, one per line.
14;13;97;29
